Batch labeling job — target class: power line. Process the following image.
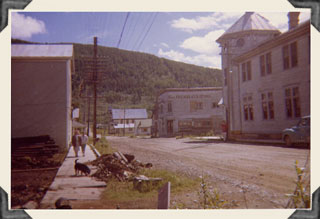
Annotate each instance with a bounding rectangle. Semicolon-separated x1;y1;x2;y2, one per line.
116;12;130;48
132;13;153;51
135;12;158;51
122;12;139;50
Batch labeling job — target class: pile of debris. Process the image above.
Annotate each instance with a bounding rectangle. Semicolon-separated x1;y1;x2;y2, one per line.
91;151;153;182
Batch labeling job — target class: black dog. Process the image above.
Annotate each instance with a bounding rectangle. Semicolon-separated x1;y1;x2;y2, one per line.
74;159;91;176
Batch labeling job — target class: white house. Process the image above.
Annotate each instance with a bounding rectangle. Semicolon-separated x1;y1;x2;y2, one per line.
11;44;74;149
216;12;310;140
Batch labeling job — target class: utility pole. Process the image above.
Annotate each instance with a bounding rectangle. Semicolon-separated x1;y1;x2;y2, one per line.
87;96;90;136
123;108;126;136
81;36;109;143
93;36;98;145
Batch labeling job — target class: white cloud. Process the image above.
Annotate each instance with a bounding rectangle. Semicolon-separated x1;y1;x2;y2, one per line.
171;12;311;34
260;12;311;32
160;42;169;48
162;11;311;69
158;48;221;69
170;12;242;33
11;13;47;39
180;30;225;55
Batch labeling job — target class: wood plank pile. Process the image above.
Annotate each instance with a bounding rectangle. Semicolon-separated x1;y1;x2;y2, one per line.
12;135;59;158
91;151;153;182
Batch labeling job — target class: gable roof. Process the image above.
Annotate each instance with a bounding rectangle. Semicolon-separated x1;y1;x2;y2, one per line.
217;12;280;42
11;44;73;58
112;109;148;120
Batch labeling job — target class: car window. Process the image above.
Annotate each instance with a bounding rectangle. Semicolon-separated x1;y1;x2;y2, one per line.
299;118;310;126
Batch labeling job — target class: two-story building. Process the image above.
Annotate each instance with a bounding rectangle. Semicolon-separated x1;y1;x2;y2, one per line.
153;87;224;137
216;12;310;140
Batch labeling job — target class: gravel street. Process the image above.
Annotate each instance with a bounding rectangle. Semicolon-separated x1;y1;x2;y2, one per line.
107;136;310;209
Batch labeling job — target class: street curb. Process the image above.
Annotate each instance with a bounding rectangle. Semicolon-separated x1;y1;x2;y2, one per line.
88;144;100;158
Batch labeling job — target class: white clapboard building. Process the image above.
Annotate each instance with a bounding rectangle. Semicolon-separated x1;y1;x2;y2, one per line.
153;87;224;137
216;12;310;140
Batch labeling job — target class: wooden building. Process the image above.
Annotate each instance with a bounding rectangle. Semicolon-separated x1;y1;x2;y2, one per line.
216;12;310;140
153;87;224;137
109;109;148;135
11;44;74;149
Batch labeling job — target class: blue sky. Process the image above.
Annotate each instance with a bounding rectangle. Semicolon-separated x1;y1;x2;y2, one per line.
11;12;310;69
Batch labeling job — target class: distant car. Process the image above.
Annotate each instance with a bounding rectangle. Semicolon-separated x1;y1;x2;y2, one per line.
282;115;310;146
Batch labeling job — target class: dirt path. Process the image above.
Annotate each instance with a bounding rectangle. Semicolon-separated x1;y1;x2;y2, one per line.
107;136;310;209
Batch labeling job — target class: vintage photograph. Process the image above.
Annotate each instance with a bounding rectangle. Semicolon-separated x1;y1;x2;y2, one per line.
10;11;311;211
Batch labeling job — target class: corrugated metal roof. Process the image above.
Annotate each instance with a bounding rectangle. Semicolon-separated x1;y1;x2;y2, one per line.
11;44;73;58
112;109;148;120
217;12;279;41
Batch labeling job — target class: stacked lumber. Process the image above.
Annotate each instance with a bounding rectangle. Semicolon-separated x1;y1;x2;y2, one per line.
12;135;59;158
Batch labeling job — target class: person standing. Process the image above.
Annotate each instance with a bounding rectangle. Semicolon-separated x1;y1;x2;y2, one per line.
80;131;88;157
72;130;82;157
220;120;228;141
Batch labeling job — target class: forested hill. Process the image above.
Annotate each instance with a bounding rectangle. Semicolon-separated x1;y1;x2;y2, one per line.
12;39;222;122
72;43;222;106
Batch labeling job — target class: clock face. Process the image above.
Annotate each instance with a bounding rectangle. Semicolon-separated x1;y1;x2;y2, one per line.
236;38;245;47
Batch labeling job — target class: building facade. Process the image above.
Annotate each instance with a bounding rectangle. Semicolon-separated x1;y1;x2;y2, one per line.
216;12;310;139
153;87;224;137
109;108;148;134
134;119;152;136
11;44;74;149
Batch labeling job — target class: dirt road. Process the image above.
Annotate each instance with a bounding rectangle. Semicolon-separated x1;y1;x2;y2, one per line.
107;136;310;209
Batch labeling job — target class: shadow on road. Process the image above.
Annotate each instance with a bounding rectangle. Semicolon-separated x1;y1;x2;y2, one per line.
173;144;211;152
183;139;310;150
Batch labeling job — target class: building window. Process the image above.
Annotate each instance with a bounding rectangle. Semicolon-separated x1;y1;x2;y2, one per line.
260;55;265;76
285;87;301;118
160;105;163;114
178;120;192;131
283;41;298;70
266;53;272;74
261;92;274;120
168;101;172;113
224;68;228;86
260;53;272;76
212;102;219;108
243;95;254;121
242;61;252;82
193;120;212;128
190;101;203;112
291;42;298;67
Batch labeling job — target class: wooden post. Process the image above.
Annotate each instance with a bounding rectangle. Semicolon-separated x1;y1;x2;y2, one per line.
93;36;97;145
158;182;171;209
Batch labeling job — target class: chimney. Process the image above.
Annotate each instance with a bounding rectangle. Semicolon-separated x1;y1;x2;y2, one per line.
288;12;300;30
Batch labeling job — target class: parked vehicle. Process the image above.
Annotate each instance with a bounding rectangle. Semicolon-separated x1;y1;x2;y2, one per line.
282;115;310;146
